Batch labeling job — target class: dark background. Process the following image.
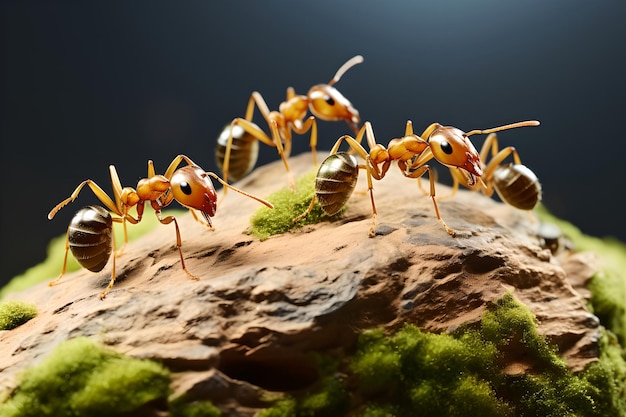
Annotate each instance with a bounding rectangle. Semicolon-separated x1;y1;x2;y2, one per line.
2;1;625;287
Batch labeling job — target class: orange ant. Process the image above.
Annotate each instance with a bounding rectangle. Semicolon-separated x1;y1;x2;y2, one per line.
216;55;363;192
294;120;539;237
48;154;273;299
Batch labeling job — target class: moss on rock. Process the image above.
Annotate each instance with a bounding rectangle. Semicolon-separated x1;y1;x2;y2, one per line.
0;337;171;417
259;293;626;417
0;300;37;330
536;205;626;346
249;170;345;240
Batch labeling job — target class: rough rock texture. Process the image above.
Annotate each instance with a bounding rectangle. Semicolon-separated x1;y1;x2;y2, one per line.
0;152;601;414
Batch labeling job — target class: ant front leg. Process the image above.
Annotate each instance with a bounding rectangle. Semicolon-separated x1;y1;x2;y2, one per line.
155;211;200;281
400;161;456;237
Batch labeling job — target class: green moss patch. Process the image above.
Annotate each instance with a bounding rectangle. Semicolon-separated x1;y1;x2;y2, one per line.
258;358;349;417
0;300;37;330
249;170;346;240
0;337;171;417
169;397;221;417
259;293;626;417
0;209;185;300
536;205;626;346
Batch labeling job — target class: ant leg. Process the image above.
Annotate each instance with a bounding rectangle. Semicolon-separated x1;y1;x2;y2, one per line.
292;115;319;165
114;206;140;258
478;133;523;196
268;119;294;191
99;224;118;300
331;134;379;235
479;133;499;163
402;163;456;237
155;211;200;281
221;117;293;194
294;135;378;236
292;195;319;224
218;89;272;190
48;180;121;220
246;91;293;188
49;229;71;287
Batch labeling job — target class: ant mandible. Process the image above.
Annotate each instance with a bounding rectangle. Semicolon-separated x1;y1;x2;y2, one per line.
216;55;363;193
294;120;539;237
48;154;273;299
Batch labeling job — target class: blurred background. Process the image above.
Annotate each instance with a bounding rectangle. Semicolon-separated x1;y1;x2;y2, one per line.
2;1;625;287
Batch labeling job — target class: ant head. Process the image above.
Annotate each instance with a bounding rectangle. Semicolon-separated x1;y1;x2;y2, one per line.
428;125;483;185
306;55;363;131
169;166;217;219
307;85;360;130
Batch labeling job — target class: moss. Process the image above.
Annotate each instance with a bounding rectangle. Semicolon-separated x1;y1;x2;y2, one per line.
0;209;185;300
481;293;566;371
257;360;349;417
243;290;626;416
0;300;37;330
578;331;626;415
257;398;298;417
249;170;345;240
351;329;402;395
0;337;171;417
536;204;626;345
360;404;398;417
348;293;625;417
352;324;509;417
169;399;221;417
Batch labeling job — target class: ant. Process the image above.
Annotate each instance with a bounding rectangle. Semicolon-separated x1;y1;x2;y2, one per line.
216;55;363;193
294;120;539;237
48;154;273;299
447;130;542;210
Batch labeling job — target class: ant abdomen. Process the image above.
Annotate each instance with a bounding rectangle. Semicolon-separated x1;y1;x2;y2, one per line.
68;205;113;272
215;124;260;182
315;152;359;216
492;163;542;210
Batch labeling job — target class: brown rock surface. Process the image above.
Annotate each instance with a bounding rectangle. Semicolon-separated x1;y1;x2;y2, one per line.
0;152;600;413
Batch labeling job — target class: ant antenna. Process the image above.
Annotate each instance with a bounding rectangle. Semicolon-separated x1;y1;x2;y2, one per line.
465;120;540;137
329;55;364;86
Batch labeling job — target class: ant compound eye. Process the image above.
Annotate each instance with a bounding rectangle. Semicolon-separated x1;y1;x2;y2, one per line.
180;181;192;195
440;141;453;155
324;95;336;106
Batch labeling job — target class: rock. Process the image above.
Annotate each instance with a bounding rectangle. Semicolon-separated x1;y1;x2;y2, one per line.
0;152;601;414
